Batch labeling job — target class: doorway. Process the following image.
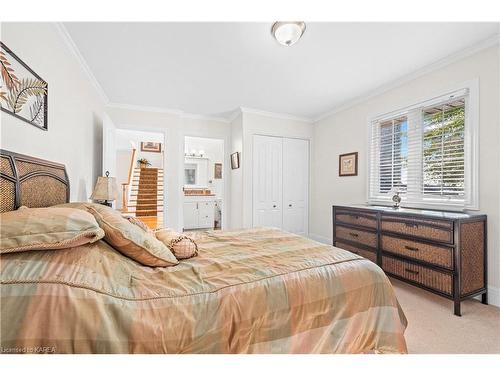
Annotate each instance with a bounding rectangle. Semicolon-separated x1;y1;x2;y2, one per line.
183;136;224;231
115;129;165;230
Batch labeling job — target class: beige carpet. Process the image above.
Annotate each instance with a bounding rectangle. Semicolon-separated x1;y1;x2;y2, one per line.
391;278;500;353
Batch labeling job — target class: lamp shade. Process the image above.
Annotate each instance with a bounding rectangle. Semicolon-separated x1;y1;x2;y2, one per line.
90;172;118;201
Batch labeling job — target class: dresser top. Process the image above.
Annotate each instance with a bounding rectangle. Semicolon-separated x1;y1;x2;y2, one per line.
334;204;486;220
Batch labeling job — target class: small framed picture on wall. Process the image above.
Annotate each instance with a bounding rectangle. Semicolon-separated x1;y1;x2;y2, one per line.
339;152;358;177
214;163;222;179
231;152;240;169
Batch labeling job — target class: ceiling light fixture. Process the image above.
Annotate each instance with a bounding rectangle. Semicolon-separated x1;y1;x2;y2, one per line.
271;21;306;47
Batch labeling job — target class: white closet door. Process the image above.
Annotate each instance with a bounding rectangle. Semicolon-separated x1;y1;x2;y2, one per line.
283;138;309;235
253;135;283;228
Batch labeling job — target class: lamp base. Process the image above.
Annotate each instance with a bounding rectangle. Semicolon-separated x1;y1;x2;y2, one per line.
99;200;113;207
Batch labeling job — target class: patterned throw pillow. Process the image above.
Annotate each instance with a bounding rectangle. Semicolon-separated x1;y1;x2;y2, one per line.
0;207;105;254
55;203;178;267
154;229;198;260
123;216;153;234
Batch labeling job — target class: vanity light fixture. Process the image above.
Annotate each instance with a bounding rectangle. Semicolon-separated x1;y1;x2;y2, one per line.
271;21;306;46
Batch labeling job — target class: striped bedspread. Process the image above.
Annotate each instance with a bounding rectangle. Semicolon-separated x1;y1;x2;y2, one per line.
0;228;407;353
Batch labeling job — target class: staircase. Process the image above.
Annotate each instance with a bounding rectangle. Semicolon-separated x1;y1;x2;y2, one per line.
127;167;164;217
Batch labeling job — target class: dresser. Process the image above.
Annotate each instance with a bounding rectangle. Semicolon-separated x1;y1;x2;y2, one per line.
332;205;487;316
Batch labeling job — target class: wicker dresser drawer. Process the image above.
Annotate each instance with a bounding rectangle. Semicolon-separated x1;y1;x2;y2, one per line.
335;209;377;229
381;215;453;244
335;241;377;263
381;235;453;269
382;256;453;296
335;225;377;248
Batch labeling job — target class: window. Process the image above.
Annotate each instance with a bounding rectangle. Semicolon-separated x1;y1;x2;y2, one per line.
368;84;478;210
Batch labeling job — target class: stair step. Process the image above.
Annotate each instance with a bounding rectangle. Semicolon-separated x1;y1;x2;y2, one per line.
129;197;163;201
130;194;162;198
129;211;163;216
131;206;162;210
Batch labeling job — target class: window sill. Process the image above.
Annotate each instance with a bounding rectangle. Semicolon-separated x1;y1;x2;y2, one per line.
367;199;478;212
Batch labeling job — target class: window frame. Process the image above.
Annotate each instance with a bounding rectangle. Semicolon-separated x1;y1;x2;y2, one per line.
366;79;479;211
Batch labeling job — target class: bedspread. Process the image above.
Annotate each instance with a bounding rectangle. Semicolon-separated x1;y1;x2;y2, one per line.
0;228;407;353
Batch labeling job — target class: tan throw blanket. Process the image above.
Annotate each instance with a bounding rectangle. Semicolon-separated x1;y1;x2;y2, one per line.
0;228;407;353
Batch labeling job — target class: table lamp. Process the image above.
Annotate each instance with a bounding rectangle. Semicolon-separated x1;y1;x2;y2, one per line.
90;171;118;207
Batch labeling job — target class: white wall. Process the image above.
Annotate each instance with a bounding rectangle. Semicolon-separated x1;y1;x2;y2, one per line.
229;113;243;229
115;129;164;169
311;45;500;305
0;23;106;201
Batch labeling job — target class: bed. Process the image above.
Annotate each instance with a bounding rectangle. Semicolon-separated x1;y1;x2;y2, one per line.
0;150;407;354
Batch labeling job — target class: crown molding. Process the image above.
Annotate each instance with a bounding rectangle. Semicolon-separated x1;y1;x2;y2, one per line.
107;102;233;123
227;109;242;123
239;106;313;123
313;33;500;123
106;102;183;115
181;112;230;123
54;23;109;104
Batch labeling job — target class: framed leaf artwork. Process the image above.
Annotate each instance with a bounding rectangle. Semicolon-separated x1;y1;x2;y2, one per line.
0;42;48;130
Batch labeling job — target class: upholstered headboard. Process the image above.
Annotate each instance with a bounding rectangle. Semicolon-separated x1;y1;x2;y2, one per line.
0;150;70;212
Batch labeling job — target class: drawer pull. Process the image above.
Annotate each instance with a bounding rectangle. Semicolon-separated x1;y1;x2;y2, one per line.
405;268;419;275
405;223;419;228
404;245;419;252
349;232;359;238
349;214;360;219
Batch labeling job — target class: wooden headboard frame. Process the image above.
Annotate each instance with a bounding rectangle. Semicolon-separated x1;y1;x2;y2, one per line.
0;149;70;212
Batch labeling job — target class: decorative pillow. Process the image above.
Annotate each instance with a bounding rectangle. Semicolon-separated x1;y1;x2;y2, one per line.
0;207;105;254
123;215;153;234
84;204;178;267
155;229;198;260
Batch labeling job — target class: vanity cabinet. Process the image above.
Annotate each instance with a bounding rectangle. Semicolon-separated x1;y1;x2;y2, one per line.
183;197;215;230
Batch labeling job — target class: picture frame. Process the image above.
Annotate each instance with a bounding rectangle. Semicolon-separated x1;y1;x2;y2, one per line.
0;41;48;131
140;141;162;153
339;152;358;176
230;152;240;169
214;163;222;179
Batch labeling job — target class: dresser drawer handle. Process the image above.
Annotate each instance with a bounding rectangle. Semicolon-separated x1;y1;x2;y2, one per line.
405;268;419;275
404;245;419;252
404;223;419;228
349;232;359;238
349;214;360;219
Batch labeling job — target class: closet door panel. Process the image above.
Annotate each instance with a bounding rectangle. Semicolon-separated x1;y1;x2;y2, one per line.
283;138;309;235
253;135;283;228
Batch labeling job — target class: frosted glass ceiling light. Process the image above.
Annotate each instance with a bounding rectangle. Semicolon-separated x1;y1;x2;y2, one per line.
271;22;306;46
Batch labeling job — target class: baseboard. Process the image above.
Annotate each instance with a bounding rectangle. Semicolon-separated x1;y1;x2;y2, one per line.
476;285;500;307
307;233;500;308
308;233;331;245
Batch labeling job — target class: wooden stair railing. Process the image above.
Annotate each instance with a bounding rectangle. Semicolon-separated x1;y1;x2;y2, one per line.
121;148;137;212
